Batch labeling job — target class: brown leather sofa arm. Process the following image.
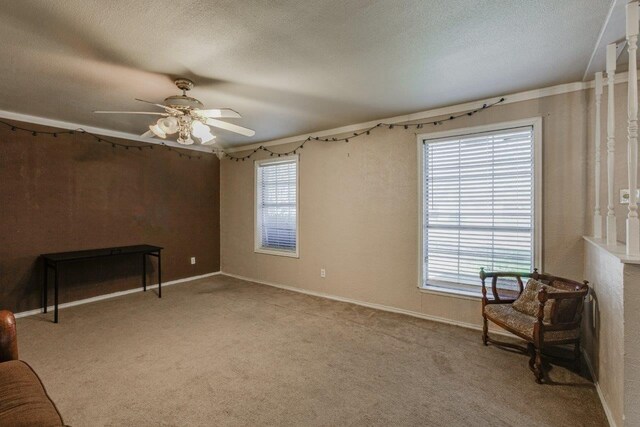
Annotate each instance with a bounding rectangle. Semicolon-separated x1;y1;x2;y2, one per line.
0;310;18;362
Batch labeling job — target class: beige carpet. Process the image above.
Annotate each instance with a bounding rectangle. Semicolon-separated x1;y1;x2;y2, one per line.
17;275;606;426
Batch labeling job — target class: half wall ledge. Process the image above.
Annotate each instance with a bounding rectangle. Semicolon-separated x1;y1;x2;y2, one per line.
583;236;640;265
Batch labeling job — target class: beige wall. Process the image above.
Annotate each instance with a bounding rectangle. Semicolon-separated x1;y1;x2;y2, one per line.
583;239;640;427
583;241;624;426
221;90;589;329
623;262;640;426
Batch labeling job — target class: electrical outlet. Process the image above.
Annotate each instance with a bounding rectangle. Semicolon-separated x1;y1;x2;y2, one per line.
620;189;640;204
191;257;196;265
320;268;326;278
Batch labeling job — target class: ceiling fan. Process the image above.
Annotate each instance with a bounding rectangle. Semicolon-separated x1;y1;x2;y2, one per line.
94;78;255;145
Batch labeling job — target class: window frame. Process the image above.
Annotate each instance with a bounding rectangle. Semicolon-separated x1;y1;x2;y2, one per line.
254;154;300;258
416;117;543;297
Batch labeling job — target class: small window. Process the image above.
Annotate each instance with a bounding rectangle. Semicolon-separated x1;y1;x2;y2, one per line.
255;155;299;257
419;121;541;295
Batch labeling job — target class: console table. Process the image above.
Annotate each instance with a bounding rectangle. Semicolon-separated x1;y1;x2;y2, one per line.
41;245;163;323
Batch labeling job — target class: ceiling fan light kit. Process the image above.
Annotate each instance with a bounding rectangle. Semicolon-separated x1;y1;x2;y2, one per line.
191;120;210;138
149;122;167;139
94;78;254;149
158;116;179;134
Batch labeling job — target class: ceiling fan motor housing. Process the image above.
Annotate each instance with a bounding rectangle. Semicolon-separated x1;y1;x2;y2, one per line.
164;78;204;109
174;78;194;92
164;95;204;109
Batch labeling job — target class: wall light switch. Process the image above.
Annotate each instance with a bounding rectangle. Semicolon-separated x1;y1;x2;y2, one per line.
620;189;640;204
191;257;196;265
320;268;326;278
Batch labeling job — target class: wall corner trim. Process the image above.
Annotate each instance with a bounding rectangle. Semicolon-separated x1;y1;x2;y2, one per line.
0;109;213;153
583;349;618;427
219;271;513;338
221;273;618;426
13;271;222;319
226;70;638;154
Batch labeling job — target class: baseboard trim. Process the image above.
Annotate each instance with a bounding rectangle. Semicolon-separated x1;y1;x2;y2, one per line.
220;271;513;338
14;271;222;319
223;272;616;424
583;350;617;427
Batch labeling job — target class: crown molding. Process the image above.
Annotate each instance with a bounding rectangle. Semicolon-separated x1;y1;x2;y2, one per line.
226;70;637;153
3;69;637;156
0;109;214;153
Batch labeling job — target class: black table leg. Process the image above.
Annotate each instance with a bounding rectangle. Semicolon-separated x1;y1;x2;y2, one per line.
54;264;59;323
158;250;162;298
142;253;146;292
43;262;48;314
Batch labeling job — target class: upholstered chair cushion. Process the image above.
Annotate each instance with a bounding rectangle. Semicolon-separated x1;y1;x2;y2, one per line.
483;304;580;342
512;279;560;322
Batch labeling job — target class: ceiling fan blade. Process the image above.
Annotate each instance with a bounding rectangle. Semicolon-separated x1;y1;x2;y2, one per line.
134;98;182;115
94;111;168;116
205;118;255;137
140;130;154;138
196;108;241;119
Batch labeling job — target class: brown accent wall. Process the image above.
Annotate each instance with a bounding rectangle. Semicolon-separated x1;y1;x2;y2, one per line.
0;120;220;313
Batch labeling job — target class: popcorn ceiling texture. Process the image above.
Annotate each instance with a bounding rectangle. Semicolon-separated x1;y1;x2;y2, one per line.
0;1;610;147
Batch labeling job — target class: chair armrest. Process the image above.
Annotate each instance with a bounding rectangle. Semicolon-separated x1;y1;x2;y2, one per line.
532;287;549;342
547;288;588;325
546;290;588;300
480;268;533;302
532;286;583;331
0;310;18;362
544;321;581;331
480;270;533;279
483;299;517;305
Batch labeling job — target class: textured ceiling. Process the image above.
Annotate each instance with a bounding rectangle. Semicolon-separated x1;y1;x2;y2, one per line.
0;0;611;147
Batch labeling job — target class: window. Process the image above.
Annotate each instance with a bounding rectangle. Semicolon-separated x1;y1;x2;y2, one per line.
255;155;299;257
419;120;541;295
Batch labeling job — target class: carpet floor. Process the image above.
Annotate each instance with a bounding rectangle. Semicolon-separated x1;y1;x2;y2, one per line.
17;275;607;426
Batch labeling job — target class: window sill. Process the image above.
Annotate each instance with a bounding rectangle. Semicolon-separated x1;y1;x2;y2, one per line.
254;247;299;258
418;285;482;301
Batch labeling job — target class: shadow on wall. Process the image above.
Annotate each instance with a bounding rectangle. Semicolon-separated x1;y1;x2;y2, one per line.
582;289;600;380
3;255;157;313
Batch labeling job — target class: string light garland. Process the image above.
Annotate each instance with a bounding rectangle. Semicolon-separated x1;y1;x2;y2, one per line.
1;97;505;162
0;119;210;160
224;97;506;162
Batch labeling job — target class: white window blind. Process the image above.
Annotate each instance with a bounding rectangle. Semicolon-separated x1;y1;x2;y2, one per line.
256;157;298;254
422;126;534;291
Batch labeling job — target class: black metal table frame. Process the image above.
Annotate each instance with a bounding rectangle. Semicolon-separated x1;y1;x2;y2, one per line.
42;246;162;323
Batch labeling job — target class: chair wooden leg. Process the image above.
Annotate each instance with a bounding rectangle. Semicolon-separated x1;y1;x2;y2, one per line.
482;315;488;346
574;339;581;372
527;343;536;372
534;347;544;384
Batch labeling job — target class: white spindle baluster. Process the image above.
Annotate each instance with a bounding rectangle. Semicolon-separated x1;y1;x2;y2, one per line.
594;72;603;238
627;1;640;256
606;43;618;247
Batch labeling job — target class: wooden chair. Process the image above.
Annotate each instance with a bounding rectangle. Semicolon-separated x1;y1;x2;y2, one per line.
479;268;589;383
